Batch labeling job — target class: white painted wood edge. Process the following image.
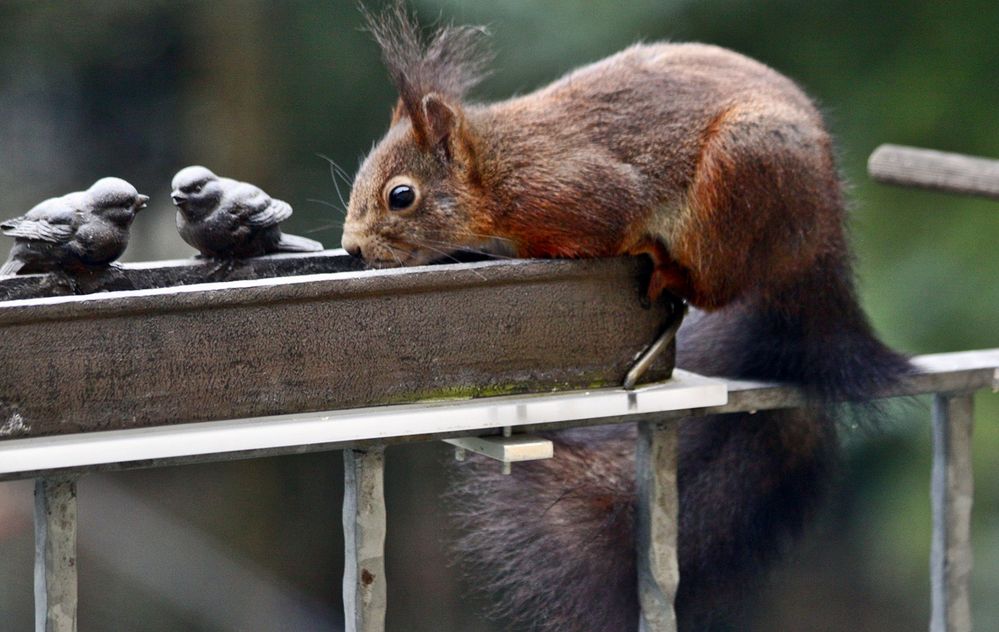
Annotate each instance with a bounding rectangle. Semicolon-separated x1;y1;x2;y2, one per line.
0;371;726;476
443;435;554;462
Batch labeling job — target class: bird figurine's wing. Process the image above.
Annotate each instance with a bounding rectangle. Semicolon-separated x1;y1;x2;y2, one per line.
226;182;293;229
1;202;78;244
248;198;293;228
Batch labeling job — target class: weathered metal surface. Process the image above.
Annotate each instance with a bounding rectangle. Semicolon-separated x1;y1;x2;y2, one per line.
343;448;387;632
930;393;974;632
625;302;686;390
0;249;365;301
869;144;999;200
0;371;725;481
34;476;78;632
0;251;678;439
636;420;679;632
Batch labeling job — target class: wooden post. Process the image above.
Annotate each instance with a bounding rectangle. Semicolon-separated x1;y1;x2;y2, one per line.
34;476;79;632
868;144;999;200
343;448;387;632
930;393;974;632
636;420;680;632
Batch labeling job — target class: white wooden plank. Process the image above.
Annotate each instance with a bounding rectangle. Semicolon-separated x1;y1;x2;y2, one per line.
0;371;726;478
443;435;554;462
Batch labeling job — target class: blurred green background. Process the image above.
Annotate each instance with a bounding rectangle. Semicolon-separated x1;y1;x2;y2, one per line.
0;1;996;630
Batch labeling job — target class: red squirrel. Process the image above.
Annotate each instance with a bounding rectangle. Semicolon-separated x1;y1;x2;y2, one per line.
343;4;910;630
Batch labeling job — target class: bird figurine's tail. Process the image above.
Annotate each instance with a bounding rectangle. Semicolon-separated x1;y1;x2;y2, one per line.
0;256;24;276
275;232;323;253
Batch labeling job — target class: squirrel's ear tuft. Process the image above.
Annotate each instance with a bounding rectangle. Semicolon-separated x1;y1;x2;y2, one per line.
421;94;458;149
365;1;492;131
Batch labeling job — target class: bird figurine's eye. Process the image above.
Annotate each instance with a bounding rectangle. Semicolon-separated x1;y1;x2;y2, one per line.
388;184;416;211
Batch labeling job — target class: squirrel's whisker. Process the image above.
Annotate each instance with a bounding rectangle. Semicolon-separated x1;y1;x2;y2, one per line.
465;231;516;245
414;237;517;261
382;243;406;267
316;155;351;213
420;241;517;261
302;220;344;235
334;163;356;187
327;159;355;190
412;242;489;280
305;198;346;214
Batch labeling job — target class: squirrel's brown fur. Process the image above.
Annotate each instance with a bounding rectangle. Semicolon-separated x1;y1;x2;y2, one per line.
347;5;841;313
345;4;909;630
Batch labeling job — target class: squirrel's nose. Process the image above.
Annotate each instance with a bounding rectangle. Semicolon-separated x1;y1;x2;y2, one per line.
342;234;363;259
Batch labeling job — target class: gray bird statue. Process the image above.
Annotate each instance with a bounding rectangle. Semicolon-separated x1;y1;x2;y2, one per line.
1;177;148;276
171;166;323;258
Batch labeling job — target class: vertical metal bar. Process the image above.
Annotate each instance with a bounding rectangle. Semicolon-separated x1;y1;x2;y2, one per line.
930;393;974;632
34;476;79;632
636;420;680;632
343;447;387;632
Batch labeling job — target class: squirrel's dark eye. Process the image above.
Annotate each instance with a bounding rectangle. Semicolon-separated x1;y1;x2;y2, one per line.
388;185;416;211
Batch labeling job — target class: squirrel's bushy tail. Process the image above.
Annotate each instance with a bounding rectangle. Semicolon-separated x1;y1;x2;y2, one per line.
448;253;909;631
450;425;641;630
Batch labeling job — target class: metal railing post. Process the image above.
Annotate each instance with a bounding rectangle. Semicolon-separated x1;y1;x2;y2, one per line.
636;420;680;632
34;475;79;632
930;393;974;632
343;447;387;632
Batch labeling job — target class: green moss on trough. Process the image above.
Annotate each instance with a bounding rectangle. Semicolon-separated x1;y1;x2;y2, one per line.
379;369;663;407
377;383;530;406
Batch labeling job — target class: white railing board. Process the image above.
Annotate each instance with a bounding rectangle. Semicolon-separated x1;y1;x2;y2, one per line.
512;349;999;437
0;371;727;480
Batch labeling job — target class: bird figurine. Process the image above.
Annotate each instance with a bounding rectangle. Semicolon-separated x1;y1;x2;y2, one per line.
1;177;148;276
170;166;323;258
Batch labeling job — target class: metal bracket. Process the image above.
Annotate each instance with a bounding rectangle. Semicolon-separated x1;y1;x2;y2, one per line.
445;429;553;475
624;301;689;390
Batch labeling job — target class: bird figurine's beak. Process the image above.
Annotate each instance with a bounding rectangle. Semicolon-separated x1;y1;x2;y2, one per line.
137;194;150;210
171;190;186;206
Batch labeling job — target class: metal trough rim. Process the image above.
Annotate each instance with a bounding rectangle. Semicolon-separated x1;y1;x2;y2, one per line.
0;251;648;324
